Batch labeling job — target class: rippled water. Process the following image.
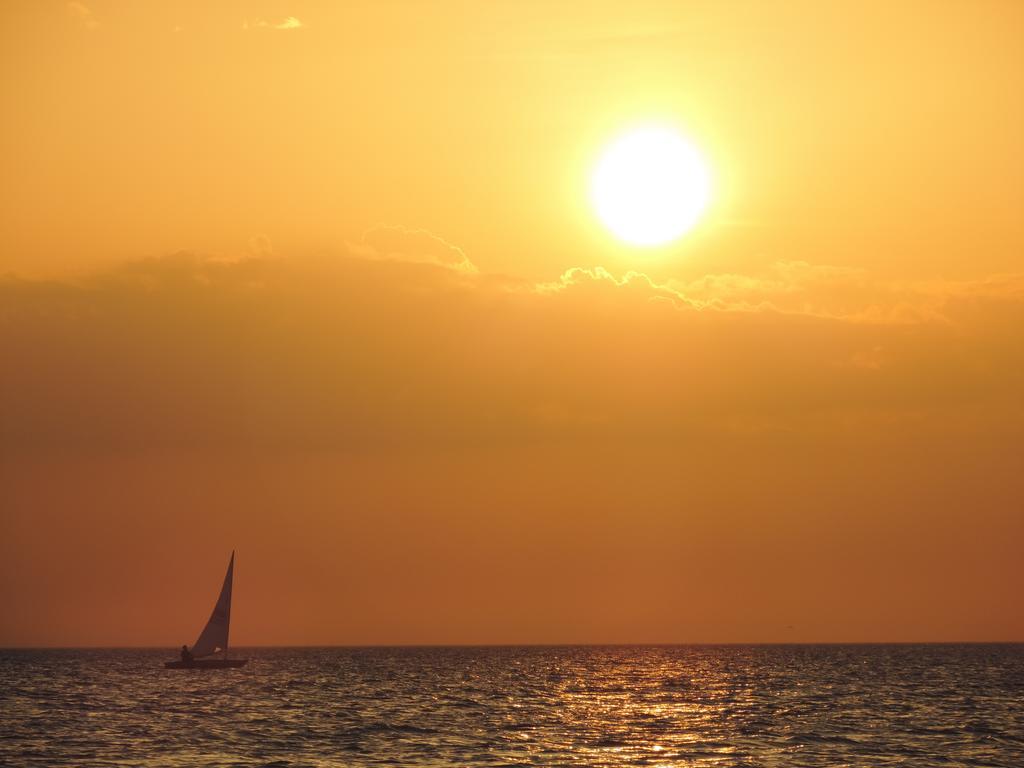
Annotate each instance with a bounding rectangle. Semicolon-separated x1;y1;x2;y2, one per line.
2;645;1022;766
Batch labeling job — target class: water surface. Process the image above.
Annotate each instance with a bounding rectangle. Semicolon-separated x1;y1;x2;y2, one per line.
2;645;1022;766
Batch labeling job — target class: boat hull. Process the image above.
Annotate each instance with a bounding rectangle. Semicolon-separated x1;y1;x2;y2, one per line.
164;658;248;670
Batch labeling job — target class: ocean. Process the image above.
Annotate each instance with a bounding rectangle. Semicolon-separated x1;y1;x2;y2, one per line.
2;645;1021;767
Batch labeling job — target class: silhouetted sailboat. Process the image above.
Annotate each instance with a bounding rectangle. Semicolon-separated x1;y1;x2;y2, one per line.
164;551;248;669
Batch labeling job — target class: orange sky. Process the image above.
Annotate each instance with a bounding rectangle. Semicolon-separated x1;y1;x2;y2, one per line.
1;1;1022;646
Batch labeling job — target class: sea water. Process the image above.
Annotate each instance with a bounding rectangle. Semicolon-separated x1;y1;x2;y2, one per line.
1;644;1022;766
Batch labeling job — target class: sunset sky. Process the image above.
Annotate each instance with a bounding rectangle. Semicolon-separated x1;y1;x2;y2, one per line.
1;1;1022;646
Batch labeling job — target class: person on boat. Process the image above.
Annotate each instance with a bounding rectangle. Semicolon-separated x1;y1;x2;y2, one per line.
180;645;194;664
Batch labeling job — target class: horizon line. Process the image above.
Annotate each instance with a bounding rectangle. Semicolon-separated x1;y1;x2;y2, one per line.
3;640;1022;651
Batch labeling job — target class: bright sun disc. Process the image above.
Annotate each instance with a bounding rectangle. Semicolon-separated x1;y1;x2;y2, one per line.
591;126;712;246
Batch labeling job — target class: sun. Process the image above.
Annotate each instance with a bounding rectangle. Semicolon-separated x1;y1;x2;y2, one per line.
591;125;712;247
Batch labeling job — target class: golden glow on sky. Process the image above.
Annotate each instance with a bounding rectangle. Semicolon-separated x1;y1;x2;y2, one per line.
591;126;711;246
0;1;1022;648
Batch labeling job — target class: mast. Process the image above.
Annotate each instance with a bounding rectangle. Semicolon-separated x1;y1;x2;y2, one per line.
225;550;233;659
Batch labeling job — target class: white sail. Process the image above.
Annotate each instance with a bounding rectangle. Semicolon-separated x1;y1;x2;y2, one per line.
191;551;234;658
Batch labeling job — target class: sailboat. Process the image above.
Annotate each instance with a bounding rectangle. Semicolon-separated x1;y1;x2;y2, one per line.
164;551;248;669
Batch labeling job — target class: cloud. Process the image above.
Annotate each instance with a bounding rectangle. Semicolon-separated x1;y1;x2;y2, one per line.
243;16;304;31
536;266;699;309
354;225;478;273
67;2;98;30
1;249;1022;457
248;234;273;258
542;260;1024;326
